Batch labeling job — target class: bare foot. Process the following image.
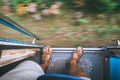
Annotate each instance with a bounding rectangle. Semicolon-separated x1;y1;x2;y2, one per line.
65;47;88;77
66;47;83;64
41;46;51;64
66;47;83;69
71;47;83;62
40;46;51;72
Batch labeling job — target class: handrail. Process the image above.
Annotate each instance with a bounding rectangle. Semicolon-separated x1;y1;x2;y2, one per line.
0;38;43;49
51;46;120;53
0;41;43;49
0;13;40;40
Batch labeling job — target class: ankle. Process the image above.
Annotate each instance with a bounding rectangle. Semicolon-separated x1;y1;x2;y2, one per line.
40;62;49;72
70;59;77;65
66;60;77;69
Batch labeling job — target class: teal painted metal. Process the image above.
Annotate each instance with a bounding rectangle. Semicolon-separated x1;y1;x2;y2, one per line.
110;57;120;80
0;13;40;40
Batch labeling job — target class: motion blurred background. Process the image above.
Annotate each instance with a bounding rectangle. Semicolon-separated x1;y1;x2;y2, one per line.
0;0;120;47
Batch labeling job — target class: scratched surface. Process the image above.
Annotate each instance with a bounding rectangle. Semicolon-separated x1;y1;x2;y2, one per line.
46;51;105;80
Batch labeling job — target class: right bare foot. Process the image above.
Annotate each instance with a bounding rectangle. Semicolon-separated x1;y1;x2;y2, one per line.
65;47;89;77
71;47;83;62
66;47;83;68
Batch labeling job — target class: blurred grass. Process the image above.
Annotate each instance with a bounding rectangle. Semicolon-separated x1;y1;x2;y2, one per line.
93;26;120;39
0;11;120;47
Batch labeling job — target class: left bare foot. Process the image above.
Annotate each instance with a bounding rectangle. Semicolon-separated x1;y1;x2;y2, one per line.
40;46;51;72
41;46;51;64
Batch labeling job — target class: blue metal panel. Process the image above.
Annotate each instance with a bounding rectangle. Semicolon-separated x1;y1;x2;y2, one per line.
0;13;40;40
0;20;31;37
110;57;120;80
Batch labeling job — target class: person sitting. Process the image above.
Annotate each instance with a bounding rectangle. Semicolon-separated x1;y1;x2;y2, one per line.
0;46;91;80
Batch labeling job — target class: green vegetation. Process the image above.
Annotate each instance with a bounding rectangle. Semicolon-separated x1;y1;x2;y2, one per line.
83;0;118;13
93;26;120;39
73;42;84;47
0;0;3;6
9;0;43;10
0;0;120;13
0;0;120;47
77;18;89;24
101;0;118;12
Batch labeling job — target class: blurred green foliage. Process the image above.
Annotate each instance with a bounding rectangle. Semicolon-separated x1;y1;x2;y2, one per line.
77;18;89;24
36;0;43;4
0;0;120;13
93;26;120;38
83;0;118;13
0;0;3;6
100;0;118;13
66;0;118;13
9;0;43;10
73;42;84;47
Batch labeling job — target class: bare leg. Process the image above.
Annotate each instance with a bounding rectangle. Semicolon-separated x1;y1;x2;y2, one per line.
66;47;88;77
40;46;51;73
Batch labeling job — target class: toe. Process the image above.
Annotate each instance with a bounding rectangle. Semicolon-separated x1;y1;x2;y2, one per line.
72;47;83;61
43;46;51;54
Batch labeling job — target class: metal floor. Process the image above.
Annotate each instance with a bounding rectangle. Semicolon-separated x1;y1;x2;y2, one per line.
46;48;106;80
1;47;119;80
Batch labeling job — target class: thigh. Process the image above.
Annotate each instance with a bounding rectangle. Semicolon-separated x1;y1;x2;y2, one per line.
0;60;45;80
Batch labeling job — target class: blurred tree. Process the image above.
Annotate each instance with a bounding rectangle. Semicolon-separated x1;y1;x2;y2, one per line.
101;0;118;13
0;0;3;6
9;0;20;10
36;0;43;4
1;0;119;14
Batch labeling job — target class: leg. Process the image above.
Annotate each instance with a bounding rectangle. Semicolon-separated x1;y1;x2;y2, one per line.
66;47;88;77
0;46;52;80
40;46;51;72
0;61;45;80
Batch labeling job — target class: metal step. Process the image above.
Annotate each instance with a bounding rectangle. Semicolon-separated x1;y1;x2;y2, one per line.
46;48;106;80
